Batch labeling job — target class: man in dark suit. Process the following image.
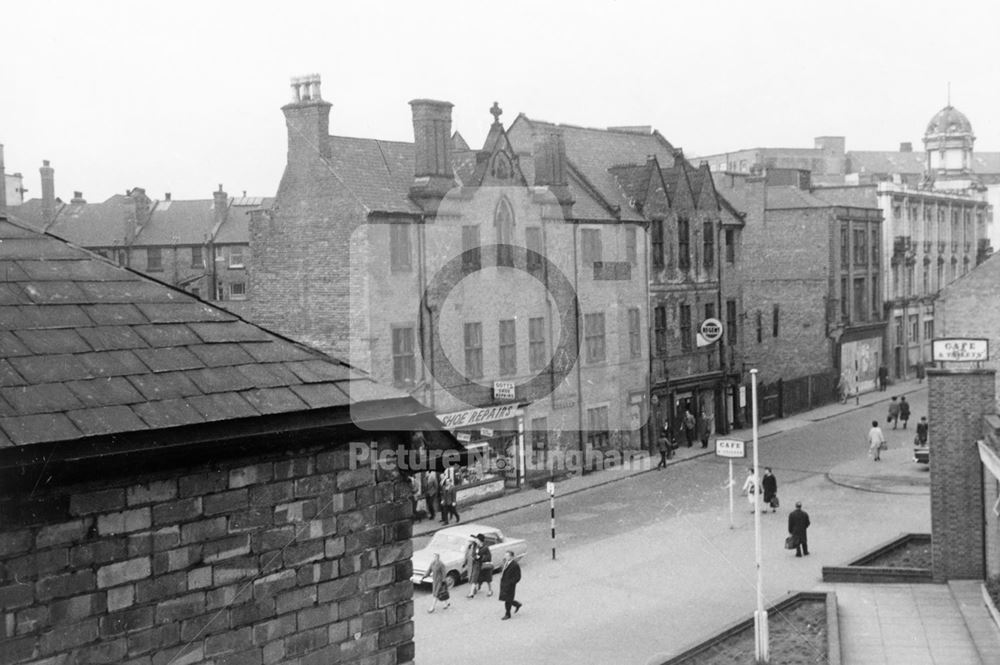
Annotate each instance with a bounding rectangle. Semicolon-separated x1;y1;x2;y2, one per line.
499;550;522;620
788;501;811;557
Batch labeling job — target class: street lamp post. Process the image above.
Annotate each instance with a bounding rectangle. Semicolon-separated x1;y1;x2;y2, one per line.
751;368;769;663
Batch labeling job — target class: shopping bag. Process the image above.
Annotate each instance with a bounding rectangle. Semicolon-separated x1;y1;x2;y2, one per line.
784;536;797;550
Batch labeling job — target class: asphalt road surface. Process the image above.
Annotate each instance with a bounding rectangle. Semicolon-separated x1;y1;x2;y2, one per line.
412;386;930;664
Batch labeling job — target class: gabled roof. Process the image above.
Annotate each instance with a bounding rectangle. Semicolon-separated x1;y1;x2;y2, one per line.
216;197;274;244
44;197;137;247
137;199;216;245
0;216;428;451
326;136;424;215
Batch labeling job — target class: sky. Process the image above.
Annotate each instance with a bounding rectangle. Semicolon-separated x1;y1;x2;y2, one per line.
3;0;1000;203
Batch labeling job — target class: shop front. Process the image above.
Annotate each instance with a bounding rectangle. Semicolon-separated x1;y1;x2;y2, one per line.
652;371;727;445
438;404;527;499
839;323;886;397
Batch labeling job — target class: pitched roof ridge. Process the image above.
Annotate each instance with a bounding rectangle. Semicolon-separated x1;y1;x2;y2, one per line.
566;160;619;218
331;134;413;147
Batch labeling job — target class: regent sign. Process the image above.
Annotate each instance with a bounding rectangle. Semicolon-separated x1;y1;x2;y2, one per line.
932;338;989;362
696;318;724;347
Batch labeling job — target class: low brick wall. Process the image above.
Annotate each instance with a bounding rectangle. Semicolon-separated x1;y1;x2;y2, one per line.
0;439;416;665
822;533;933;584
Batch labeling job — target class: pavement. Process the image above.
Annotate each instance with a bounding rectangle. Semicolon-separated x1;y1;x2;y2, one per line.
412;378;1000;664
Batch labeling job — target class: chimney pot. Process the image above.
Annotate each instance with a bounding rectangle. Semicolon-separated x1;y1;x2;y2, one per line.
900;142;913;152
409;99;454;201
165;192;171;201
283;74;332;163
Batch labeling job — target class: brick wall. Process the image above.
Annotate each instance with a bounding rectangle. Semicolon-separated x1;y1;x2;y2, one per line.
0;439;415;665
982;414;1000;580
928;367;996;581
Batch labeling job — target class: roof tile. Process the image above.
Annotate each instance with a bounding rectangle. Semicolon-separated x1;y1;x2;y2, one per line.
135;303;234;324
187;344;255;368
0;361;25;387
77;326;148;351
0;305;92;330
1;383;85;415
67;406;149;437
188;321;273;344
240;342;318;363
16;258;128;282
234;363;303;388
78;281;183;303
8;354;95;383
78;350;150;377
65;377;145;408
19;280;91;304
133;347;204;373
241;388;310;415
0;331;31;357
126;372;201;401
0;237;82;260
289;383;351;409
186;393;260;422
82;304;149;326
185;367;257;394
284;359;352;384
0;413;82;445
132;324;202;348
0;428;12;449
12;329;91;355
132;399;205;429
340;378;410;403
0;284;27;305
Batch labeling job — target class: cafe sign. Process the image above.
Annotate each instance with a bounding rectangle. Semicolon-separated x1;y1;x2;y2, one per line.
438;404;519;429
932;338;989;362
715;438;746;459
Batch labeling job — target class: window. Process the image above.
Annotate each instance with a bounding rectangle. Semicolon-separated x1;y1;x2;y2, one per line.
214;245;224;262
191;246;204;269
678;217;690;271
625;227;637;265
840;224;849;269
581;228;602;265
909;315;918;343
755;311;762;344
870;229;879;266
628;308;641;359
726;299;737;346
146;247;162;272
772;304;779;338
586;406;610;449
525;227;543;275
499;319;517;376
228;246;245;269
853;277;867;322
725;229;735;263
923;319;934;341
894;316;903;345
230;282;247;300
531;418;548;464
495;198;515;267
936;261;943;291
584;313;606;363
679;304;692;351
390;223;412;272
391;326;415;387
853;228;867;266
190;286;201;298
654;306;667;356
652;219;664;269
529;317;546;371
840;277;848;318
924;207;933;241
906;264;914;297
922;265;929;294
462;225;481;273
703;221;714;269
464;323;483;379
871;276;880;320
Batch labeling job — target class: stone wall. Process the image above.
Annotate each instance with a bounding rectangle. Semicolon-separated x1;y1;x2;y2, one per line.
0;439;415;665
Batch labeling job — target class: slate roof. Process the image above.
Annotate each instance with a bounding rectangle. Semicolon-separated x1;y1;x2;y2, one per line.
326;136;424;215
216;198;273;244
137;199;216;245
0;216;426;450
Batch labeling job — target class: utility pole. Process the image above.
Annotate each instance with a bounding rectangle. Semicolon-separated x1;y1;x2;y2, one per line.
751;368;768;663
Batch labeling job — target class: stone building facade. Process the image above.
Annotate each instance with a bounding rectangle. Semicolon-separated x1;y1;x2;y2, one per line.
0;215;455;665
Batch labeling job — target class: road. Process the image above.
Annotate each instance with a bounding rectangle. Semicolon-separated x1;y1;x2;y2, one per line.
412;387;930;664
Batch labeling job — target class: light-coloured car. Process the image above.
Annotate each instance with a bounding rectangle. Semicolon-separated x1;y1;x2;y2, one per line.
411;523;527;588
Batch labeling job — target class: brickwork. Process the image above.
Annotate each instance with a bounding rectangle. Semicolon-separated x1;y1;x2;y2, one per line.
0;440;415;665
928;368;996;581
982;415;1000;580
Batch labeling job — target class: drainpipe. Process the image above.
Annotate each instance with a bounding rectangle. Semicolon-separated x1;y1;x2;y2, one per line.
572;223;587;474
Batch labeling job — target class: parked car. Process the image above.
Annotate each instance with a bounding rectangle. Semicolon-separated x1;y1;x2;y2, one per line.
411;523;527;588
913;436;929;464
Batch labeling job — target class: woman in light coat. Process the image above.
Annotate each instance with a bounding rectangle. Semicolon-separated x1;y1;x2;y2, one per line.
428;553;450;613
741;467;760;512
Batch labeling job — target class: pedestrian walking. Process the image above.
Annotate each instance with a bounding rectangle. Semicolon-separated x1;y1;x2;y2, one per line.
878;364;888;391
427;553;451;613
916;361;926;383
439;476;459;524
741;467;759;512
836;374;848;404
468;533;493;597
787;501;810;557
699;409;712;449
423;470;439;521
916;416;929;444
656;435;671;469
410;475;423;522
683;409;697;448
498;550;522;620
762;467;778;513
868;420;886;461
887;396;900;429
899;396;910;429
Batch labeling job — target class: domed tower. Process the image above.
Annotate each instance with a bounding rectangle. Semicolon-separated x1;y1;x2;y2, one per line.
923;105;982;191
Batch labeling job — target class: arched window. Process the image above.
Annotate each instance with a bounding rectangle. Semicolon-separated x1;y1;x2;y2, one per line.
492;153;511;180
495;197;515;266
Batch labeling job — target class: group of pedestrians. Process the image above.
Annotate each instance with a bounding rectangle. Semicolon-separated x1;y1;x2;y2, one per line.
426;536;523;620
656;408;713;469
740;467;811;557
868;394;925;462
412;468;461;525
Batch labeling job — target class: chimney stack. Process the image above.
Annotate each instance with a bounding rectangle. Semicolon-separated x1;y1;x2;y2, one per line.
71;191;86;204
213;184;228;229
532;127;573;215
900;142;913;153
165;192;171;201
409;99;454;204
282;74;332;164
40;160;55;225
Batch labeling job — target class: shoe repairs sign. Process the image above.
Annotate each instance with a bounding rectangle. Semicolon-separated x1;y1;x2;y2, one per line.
932;338;989;362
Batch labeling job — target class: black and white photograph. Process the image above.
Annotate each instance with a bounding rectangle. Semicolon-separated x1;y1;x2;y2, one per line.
3;1;1000;663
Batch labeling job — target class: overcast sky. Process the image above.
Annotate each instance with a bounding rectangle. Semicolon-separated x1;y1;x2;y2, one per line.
4;0;1000;202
